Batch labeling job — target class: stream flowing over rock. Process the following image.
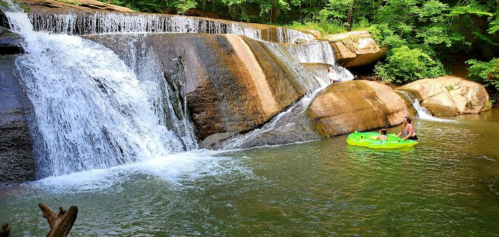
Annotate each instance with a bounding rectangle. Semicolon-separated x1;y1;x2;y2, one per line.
86;33;323;145
0;0;491;185
398;76;490;117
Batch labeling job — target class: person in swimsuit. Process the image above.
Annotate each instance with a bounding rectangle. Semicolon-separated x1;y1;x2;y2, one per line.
376;129;388;140
397;116;418;141
328;67;342;84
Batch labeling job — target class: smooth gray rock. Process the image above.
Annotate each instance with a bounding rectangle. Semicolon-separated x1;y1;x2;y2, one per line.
0;55;36;186
0;26;24;54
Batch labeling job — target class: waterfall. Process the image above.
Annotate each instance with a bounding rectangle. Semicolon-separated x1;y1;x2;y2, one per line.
257;40;354;93
221;93;322;149
397;91;455;122
4;9;193;177
27;12;313;43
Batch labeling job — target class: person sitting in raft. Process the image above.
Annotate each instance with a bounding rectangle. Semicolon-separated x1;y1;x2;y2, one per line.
328;66;342;84
376;129;388;140
397;116;418;141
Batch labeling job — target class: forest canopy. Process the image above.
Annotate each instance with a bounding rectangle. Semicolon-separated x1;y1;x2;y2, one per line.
103;0;498;90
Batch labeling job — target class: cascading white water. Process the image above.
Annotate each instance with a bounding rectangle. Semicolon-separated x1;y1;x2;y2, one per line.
111;34;198;150
222;91;322;149
284;40;337;65
5;10;190;176
397;91;455;122
258;41;329;93
28;12;313;43
258;40;354;92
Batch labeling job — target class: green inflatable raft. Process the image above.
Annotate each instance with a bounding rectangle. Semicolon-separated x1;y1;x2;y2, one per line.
346;131;418;149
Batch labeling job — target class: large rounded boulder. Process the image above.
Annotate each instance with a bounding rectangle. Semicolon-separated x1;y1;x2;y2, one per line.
307;80;413;136
398;76;490;117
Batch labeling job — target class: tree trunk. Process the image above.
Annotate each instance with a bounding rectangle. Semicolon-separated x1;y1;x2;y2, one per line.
347;0;355;30
108;0;113;5
271;0;281;23
230;4;239;20
0;223;10;237
202;0;206;11
39;203;78;237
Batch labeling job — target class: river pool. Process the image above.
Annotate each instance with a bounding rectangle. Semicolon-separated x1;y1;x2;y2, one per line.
1;109;498;236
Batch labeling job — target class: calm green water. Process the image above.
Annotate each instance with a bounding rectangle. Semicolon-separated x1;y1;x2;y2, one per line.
1;110;498;236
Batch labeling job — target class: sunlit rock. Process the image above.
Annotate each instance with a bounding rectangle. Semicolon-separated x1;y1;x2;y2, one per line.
398;76;490;117
88;33;313;144
15;0;135;13
326;30;386;68
307;80;412;136
299;29;322;39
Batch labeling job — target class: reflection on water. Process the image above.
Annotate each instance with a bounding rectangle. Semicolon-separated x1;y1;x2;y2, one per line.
1;110;499;236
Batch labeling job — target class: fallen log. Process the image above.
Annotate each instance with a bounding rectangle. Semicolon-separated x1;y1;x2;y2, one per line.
0;223;10;237
39;203;78;237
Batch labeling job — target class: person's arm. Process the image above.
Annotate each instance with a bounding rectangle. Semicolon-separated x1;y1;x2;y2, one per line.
402;125;414;141
397;128;403;137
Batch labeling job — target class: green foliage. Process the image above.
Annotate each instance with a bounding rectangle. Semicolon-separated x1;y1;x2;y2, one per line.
374;45;446;83
112;0;164;13
175;0;197;14
444;84;454;92
467;58;499;90
286;20;347;35
56;0;82;6
489;18;499;34
18;2;30;12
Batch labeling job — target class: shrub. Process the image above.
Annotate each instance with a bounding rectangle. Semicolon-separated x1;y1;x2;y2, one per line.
374;45;446;84
467;58;499;91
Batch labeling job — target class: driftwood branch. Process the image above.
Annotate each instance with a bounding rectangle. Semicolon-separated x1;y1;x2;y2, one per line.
39;203;78;237
0;223;10;237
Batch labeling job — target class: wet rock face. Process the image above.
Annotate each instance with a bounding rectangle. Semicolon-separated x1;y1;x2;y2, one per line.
398;76;490;117
87;33;307;145
307;80;413;136
0;9;10;29
0;55;36;186
0;26;25;55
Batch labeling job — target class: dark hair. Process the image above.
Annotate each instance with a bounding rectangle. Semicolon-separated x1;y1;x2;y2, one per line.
404;116;412;123
380;129;387;135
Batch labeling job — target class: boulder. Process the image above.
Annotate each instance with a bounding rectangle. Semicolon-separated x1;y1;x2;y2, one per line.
0;55;36;186
0;26;24;55
398;76;490;117
307;80;413;136
326;31;386;68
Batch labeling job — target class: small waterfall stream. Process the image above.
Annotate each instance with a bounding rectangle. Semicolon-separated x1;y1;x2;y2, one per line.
397;90;455;122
